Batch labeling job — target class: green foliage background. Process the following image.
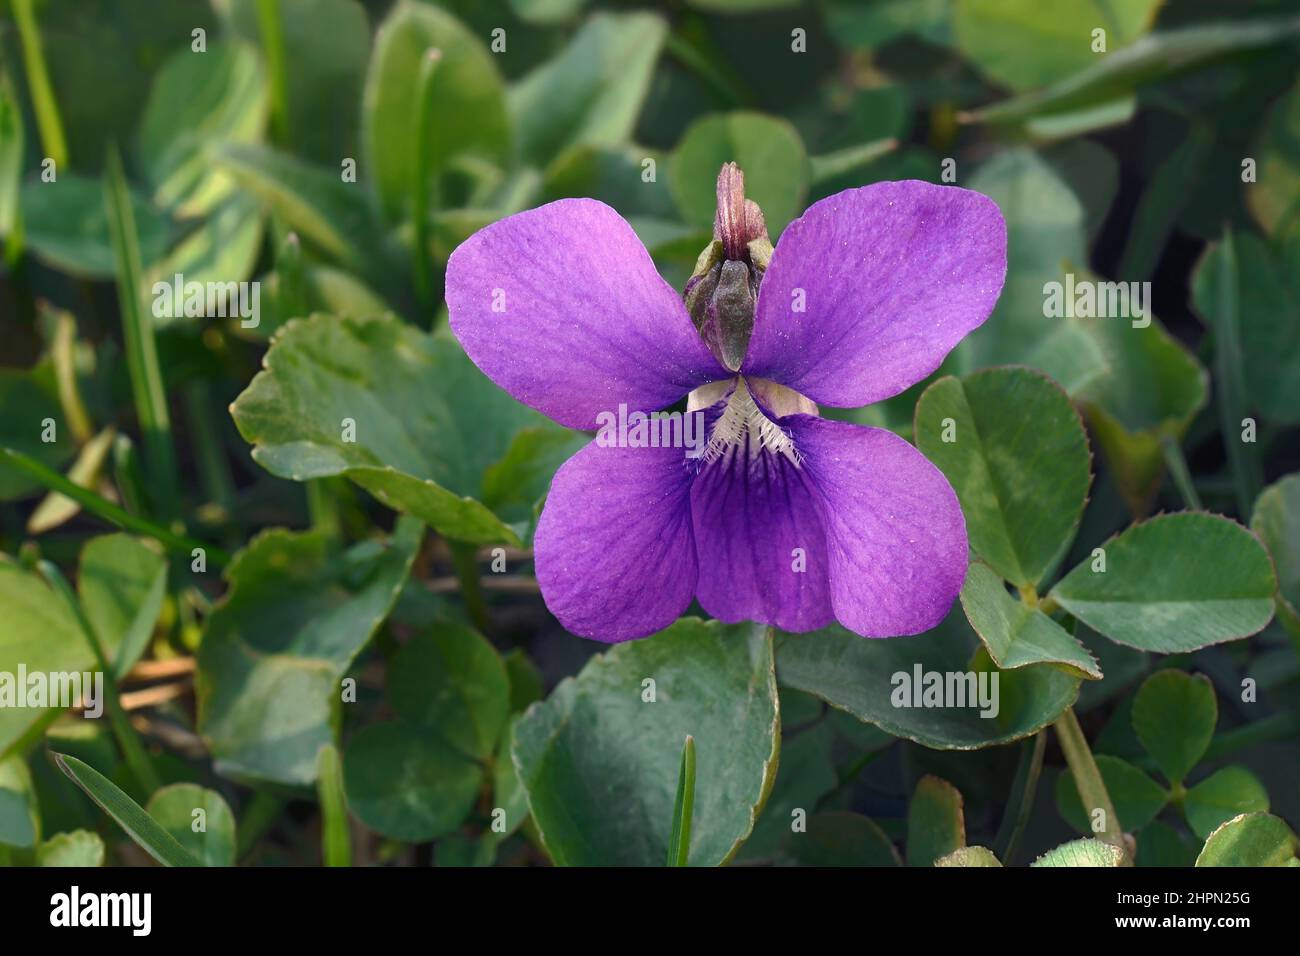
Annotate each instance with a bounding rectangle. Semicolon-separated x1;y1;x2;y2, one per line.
0;0;1298;868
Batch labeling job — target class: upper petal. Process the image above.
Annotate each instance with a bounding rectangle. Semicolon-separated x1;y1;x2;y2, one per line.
446;198;727;430
742;181;1007;407
534;439;698;642
788;416;968;637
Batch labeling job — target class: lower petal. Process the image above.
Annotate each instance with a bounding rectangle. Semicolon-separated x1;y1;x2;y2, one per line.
535;440;698;642
788;416;968;637
690;438;834;633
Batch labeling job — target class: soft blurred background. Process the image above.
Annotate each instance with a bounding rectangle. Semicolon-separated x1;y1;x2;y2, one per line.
0;0;1298;867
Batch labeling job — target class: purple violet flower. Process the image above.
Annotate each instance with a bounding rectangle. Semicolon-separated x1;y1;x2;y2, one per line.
446;166;1007;642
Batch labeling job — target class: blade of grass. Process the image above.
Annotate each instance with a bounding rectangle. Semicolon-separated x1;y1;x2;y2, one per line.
38;561;160;795
1160;435;1204;511
11;0;67;171
53;753;199;867
666;735;696;867
316;744;351;867
994;731;1046;866
0;72;25;266
0;446;229;566
105;146;178;520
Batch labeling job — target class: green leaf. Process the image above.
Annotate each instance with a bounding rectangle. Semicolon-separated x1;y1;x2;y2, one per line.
136;41;267;215
787;812;901;866
36;829;105;866
1248;76;1300;236
512;619;778;867
935;846;1003;867
149;195;265;323
364;0;508;224
231;314;557;545
1049;514;1277;652
954;0;1160;93
144;783;237;867
916;367;1091;588
0;556;88;758
776;609;1080;750
1184;767;1270;841
1136;819;1196;867
213;142;393;282
1132;670;1216;785
77;534;167;678
509;12;667;166
957;150;1108;395
1075;311;1208;514
1195;812;1299;867
961;562;1100;679
1031;837;1126;867
736;720;837;861
196;519;421;785
387;622;510;761
666;735;696;867
1193;231;1300;424
491;716;528;841
1251;474;1300;638
1055;755;1168;833
342;720;480;842
22;174;170;278
669;112;810;236
0;754;38;848
906;775;966;867
53;754;200;867
966;15;1300;127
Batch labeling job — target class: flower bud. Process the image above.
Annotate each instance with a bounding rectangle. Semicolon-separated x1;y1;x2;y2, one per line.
683;163;772;372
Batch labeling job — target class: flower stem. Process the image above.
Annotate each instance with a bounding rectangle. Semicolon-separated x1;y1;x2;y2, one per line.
1160;435;1203;510
995;730;1046;865
1054;706;1127;857
316;744;351;867
448;540;491;633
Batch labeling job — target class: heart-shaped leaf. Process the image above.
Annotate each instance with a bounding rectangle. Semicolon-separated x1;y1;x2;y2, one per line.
22;174;171;278
1195;812;1298;867
196;519;420;785
1055;755;1168;833
669;112;809;236
1251;473;1300;638
916;368;1092;588
145;783;237;867
1132;670;1216;786
775;608;1080;750
36;829;105;867
342;720;480;842
231;313;560;545
787;812;901;866
1184;766;1270;841
906;775;966;866
1031;837;1126;867
512;619;778;867
1049;513;1276;652
960;561;1101;679
935;845;1002;867
387;622;510;761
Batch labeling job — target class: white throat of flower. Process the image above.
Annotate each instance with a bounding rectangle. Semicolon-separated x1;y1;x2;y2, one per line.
687;377;817;467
